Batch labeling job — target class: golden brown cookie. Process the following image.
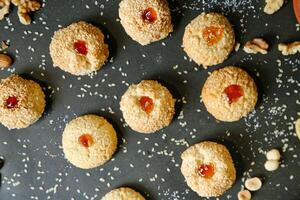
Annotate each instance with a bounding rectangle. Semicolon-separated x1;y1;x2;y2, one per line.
182;12;235;67
201;66;258;122
120;80;175;134
62;115;117;169
0;74;45;129
119;0;173;45
181;141;236;197
101;187;145;200
49;21;109;76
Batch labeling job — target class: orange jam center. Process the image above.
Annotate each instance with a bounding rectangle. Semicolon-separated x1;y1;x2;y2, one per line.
139;96;154;113
5;96;18;109
203;26;224;46
142;8;157;23
198;164;214;178
78;134;94;148
224;84;244;104
74;40;88;55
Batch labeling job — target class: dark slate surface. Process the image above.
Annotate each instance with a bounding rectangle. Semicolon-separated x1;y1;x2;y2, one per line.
0;0;299;199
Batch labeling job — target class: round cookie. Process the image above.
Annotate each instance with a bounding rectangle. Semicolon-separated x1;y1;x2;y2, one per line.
181;141;236;197
0;74;45;130
62;115;117;169
101;187;145;200
119;0;173;45
120;80;175;134
49;21;109;76
182;12;235;67
201;66;257;122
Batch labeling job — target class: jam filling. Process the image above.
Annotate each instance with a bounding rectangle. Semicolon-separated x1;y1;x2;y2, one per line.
78;134;94;148
139;96;154;113
74;40;88;55
202;26;224;46
5;96;18;109
224;84;244;104
197;164;214;178
142;8;157;23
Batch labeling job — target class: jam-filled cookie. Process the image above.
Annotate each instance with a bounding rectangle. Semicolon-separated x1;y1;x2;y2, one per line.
0;74;45;130
201;66;257;122
181;141;236;197
120;80;175;134
49;21;109;76
62;115;117;169
119;0;173;45
183;12;235;67
102;187;145;200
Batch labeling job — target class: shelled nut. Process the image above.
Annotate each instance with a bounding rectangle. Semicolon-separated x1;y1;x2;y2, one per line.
0;0;10;20
264;160;280;171
238;189;252;200
11;0;41;25
0;0;41;25
245;177;262;191
243;38;269;54
278;42;300;55
0;53;12;68
295;118;300;139
264;0;284;15
266;149;281;161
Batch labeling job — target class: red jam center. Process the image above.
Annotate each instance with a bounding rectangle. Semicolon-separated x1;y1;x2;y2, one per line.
203;26;224;46
142;8;157;23
78;134;94;148
74;40;88;55
5;96;18;109
224;84;244;104
139;96;154;113
198;164;214;178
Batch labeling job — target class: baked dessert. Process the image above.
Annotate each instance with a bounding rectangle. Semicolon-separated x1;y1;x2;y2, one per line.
0;74;45;129
201;66;257;122
181;141;236;197
49;21;109;76
120;80;175;134
101;187;145;200
62;114;117;169
182;12;235;67
119;0;173;45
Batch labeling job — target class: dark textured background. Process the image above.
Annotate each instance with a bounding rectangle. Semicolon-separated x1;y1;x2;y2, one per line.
0;0;299;199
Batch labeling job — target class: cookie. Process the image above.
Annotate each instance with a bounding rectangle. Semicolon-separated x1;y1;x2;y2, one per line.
201;66;258;122
0;74;45;129
119;0;173;45
101;187;145;200
62;115;117;169
182;12;235;67
181;141;236;197
49;21;109;76
120;80;175;134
